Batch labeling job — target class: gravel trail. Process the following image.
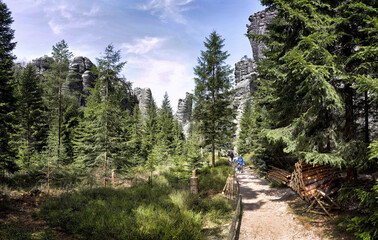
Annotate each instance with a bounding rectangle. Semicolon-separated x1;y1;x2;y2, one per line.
236;167;325;240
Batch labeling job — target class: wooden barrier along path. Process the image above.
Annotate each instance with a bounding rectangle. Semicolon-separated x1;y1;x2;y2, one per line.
227;194;242;240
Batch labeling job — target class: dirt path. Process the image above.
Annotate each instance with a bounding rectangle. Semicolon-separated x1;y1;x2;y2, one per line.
236;167;325;240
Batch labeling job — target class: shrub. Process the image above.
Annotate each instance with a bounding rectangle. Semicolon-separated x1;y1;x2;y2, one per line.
338;181;378;240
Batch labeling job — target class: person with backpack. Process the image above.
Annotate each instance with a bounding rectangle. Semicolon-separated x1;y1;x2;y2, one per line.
237;155;245;173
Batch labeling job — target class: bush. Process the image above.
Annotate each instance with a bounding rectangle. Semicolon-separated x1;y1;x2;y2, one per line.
338;181;378;240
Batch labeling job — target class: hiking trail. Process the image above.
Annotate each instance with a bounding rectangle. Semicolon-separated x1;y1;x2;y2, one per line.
235;167;325;240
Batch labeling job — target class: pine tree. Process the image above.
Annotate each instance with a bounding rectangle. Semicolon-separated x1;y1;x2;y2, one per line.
157;92;175;152
76;44;127;186
251;0;346;168
193;31;236;167
127;105;143;166
45;40;73;165
141;99;158;160
14;64;47;167
237;99;254;155
0;1;17;174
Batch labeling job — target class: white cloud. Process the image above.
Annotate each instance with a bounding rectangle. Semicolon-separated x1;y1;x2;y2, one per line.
43;2;98;35
84;5;100;17
126;56;194;111
139;0;194;24
122;37;165;55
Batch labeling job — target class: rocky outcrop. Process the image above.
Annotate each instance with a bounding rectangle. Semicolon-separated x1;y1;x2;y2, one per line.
233;57;257;139
63;56;96;106
133;87;152;116
32;56;53;76
247;10;276;60
175;92;192;135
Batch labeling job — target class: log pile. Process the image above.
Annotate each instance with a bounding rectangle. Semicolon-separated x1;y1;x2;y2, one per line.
289;161;339;202
267;166;291;185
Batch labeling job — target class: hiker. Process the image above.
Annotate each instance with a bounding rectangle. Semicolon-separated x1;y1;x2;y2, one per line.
237;155;245;173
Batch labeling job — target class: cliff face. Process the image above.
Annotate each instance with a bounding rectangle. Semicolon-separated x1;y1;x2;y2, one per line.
232;9;276;143
133;87;152;117
247;10;276;61
233;58;257;138
175;92;192;135
32;56;53;76
64;56;96;106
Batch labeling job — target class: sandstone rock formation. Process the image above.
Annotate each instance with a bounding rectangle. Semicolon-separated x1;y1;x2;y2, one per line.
175;92;193;135
247;10;276;60
63;56;96;106
32;56;53;76
232;9;276;143
133;87;152;116
233;57;257;139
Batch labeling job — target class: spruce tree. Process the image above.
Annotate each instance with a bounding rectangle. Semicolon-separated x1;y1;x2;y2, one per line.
45;40;73;165
76;44;127;186
157;92;175;152
0;0;17;174
252;0;377;173
237;99;254;155
141;99;158;160
252;0;345;168
193;31;236;167
14;64;47;167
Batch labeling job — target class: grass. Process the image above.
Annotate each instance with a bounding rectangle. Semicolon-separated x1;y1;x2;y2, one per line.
30;158;234;240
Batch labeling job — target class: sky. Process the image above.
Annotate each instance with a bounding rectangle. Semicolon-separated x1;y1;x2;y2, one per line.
4;0;265;112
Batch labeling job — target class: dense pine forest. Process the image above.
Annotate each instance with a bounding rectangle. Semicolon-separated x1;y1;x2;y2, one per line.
1;0;377;239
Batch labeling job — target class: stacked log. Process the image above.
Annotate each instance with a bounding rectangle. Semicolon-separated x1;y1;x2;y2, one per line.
289;161;339;202
267;166;291;185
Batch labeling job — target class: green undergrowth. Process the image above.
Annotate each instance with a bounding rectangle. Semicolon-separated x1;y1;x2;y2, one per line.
35;159;234;240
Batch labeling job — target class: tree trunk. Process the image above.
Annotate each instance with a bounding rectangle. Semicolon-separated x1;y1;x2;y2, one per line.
211;139;215;167
345;84;356;182
57;69;62;165
364;91;369;143
103;121;107;187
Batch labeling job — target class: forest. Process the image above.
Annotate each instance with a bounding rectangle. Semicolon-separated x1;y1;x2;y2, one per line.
0;0;377;239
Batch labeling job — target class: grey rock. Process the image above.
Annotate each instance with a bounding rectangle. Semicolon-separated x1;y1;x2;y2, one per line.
32;55;53;76
63;56;96;106
133;87;152;116
82;70;95;95
175;92;193;135
233;57;257;141
247;9;276;60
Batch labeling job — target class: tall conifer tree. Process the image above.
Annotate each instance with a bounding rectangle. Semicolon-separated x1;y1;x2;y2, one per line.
193;31;236;167
237;99;254;155
77;44;127;186
157;92;175;152
45;40;72;165
14;64;47;167
0;1;17;174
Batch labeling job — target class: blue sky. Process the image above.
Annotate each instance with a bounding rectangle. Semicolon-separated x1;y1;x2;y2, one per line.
5;0;264;111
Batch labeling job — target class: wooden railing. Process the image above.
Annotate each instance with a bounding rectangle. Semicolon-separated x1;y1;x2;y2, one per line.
227;194;242;240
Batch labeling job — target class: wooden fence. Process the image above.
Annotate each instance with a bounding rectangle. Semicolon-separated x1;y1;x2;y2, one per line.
227;194;242;240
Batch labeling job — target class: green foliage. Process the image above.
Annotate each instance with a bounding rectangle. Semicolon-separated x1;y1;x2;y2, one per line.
338;181;378;240
0;0;17;173
238;99;254;155
186;132;204;171
197;159;234;193
43;40;73;165
157;92;175;152
13;64;47;168
37;177;232;240
193;31;236;167
251;0;378;176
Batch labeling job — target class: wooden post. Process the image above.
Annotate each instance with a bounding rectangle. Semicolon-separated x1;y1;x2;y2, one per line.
111;169;115;187
190;170;199;194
